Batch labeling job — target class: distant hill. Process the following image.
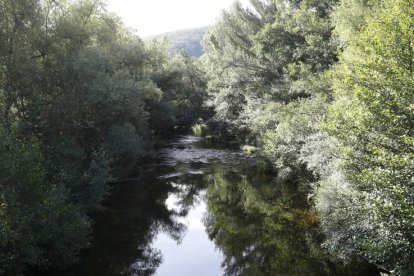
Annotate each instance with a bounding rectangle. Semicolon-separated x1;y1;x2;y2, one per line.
149;27;208;57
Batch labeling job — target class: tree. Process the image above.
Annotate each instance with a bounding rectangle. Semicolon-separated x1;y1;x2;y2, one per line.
0;126;89;273
147;40;208;135
0;0;205;271
316;0;414;273
203;0;338;177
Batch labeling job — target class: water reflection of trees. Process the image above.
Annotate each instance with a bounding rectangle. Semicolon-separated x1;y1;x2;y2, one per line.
50;152;378;275
168;162;209;215
59;161;211;276
57;172;187;276
204;165;378;276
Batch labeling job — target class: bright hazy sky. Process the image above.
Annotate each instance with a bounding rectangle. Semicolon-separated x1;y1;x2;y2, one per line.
106;0;249;37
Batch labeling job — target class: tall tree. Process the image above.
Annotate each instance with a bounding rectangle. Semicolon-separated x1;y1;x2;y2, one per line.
0;0;207;272
316;0;414;273
203;0;338;175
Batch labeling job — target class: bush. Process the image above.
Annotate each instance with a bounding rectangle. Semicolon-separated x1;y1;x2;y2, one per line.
191;122;208;136
0;127;90;273
106;123;147;163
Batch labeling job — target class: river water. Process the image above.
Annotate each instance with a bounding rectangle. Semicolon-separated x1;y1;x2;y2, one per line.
57;135;379;276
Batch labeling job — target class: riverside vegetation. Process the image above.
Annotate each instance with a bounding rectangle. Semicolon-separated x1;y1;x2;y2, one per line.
0;0;413;275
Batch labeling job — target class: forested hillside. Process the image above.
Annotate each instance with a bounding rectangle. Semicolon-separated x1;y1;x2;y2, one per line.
149;27;208;57
1;0;413;274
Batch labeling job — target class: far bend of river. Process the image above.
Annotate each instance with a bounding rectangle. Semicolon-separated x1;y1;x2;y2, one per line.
55;136;380;276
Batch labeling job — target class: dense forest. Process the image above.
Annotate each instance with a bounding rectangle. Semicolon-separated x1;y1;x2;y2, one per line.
202;0;414;274
0;0;207;273
0;0;413;275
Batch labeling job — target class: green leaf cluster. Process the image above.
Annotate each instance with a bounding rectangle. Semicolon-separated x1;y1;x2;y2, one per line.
315;0;414;273
0;0;207;272
204;0;414;273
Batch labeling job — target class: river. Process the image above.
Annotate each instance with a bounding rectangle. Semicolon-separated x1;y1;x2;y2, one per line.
54;135;379;276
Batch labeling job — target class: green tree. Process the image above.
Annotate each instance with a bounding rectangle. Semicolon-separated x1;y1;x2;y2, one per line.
147;40;208;136
0;126;89;273
0;0;206;271
203;0;338;178
316;0;414;273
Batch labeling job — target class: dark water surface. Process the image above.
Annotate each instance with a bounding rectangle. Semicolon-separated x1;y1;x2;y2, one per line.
53;136;379;276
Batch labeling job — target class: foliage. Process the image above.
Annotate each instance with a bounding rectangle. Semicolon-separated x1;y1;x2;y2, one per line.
241;145;256;154
191;122;208;136
0;126;90;273
148;45;208;135
315;0;414;273
0;0;206;272
106;123;146;163
258;94;330;173
203;0;414;273
1;0;413;273
202;0;338;160
330;0;378;45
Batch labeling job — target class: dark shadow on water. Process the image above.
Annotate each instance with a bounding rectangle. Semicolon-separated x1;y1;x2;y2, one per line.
41;135;380;276
46;168;184;276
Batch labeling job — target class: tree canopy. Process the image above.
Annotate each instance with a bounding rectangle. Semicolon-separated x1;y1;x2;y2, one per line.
203;0;414;273
1;0;413;274
0;0;206;272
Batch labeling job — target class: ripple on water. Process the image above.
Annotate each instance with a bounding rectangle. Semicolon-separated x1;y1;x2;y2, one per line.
186;169;204;175
157;172;184;179
158;136;258;167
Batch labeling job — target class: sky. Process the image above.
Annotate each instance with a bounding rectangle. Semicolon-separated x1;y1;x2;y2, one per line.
106;0;249;37
152;193;223;276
